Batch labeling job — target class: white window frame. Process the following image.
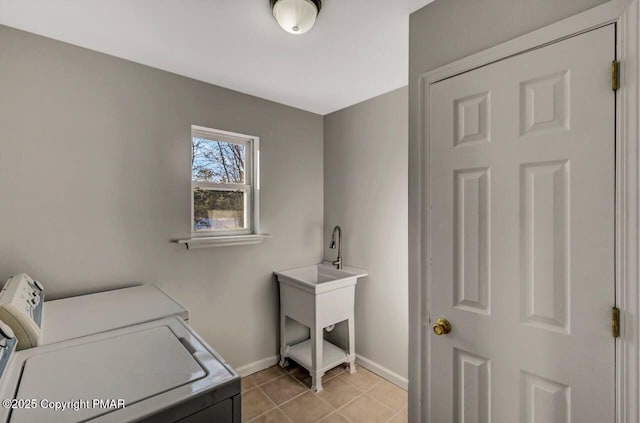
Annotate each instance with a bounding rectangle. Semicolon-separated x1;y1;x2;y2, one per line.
191;125;260;238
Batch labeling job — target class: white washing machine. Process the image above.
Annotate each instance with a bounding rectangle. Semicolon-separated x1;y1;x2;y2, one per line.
42;282;188;345
0;274;188;348
0;317;241;422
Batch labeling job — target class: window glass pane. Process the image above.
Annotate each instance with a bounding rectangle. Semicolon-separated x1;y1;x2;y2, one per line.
192;137;246;183
193;189;246;231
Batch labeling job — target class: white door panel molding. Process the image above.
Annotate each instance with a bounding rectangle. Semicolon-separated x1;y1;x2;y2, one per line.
410;0;639;421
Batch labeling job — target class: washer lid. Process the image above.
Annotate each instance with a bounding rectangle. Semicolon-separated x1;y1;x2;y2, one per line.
11;325;206;423
41;285;188;344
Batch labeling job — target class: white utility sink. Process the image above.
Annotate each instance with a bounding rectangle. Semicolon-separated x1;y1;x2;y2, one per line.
275;264;367;293
274;264;367;392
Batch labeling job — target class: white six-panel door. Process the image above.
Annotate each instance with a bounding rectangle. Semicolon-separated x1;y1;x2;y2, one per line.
427;24;615;422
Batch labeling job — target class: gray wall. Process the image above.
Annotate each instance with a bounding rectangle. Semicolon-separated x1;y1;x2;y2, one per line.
324;87;408;380
0;25;324;368
408;0;611;413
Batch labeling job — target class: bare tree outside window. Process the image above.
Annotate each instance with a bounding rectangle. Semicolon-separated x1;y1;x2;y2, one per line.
192;137;247;231
192;138;245;183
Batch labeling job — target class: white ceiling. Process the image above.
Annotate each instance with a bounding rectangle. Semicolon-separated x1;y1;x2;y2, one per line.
0;0;434;115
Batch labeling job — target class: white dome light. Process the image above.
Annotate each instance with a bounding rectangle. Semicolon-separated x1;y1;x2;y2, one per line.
271;0;321;35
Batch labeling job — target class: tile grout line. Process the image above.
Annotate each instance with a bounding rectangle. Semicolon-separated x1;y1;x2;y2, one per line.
330;392;365;420
384;408;404;423
320;410;356;423
319;368;387;414
288;371;343;422
255;373;306;420
253;369;333;422
393;405;409;423
242;367;292;422
245;379;279;423
338;374;383;393
337;411;357;423
364;382;406;416
337;377;404;418
245;365;406;423
327;373;378;417
282;366;357;423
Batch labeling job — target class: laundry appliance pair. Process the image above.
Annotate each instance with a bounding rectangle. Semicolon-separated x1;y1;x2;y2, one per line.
0;273;240;422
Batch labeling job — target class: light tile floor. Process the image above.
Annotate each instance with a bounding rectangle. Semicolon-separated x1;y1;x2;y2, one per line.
241;362;407;423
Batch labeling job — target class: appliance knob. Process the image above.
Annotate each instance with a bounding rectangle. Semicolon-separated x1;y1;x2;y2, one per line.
0;322;15;340
34;280;44;291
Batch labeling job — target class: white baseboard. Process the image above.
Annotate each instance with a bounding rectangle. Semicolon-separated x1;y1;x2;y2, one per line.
236;353;408;391
236;355;279;378
356;354;408;391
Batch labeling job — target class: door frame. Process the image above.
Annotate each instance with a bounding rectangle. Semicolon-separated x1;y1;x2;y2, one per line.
409;0;640;421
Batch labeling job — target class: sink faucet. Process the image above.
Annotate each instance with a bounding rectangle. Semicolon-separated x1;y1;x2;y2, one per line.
329;225;343;269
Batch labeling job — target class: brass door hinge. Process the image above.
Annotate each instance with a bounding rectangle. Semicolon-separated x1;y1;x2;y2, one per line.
612;306;620;338
612;60;620;91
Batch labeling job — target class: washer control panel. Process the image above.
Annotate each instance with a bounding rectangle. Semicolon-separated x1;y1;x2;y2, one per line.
0;273;44;350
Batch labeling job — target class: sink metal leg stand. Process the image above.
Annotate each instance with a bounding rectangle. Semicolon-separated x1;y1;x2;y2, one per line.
347;314;356;374
311;326;325;392
279;312;289;368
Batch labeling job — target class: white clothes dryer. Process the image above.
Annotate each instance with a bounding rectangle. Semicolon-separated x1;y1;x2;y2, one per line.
0;317;240;422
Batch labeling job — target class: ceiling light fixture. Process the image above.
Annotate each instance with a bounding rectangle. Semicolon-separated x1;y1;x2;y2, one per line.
270;0;322;35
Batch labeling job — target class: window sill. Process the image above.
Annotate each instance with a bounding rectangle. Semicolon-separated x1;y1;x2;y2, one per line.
173;234;270;250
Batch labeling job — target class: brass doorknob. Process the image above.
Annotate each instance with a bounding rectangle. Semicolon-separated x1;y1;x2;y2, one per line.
433;318;452;335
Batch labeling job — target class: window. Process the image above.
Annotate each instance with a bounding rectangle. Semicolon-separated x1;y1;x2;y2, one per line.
191;125;259;237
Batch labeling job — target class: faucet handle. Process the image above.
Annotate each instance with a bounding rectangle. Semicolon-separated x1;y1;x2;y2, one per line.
332;258;342;269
